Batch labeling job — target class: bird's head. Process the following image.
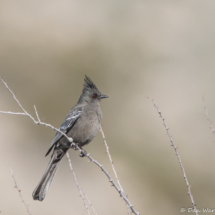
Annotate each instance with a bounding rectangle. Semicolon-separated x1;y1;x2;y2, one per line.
79;75;108;104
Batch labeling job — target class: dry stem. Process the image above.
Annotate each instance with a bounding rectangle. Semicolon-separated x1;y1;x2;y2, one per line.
0;77;73;144
84;193;97;215
0;77;139;215
99;125;131;215
10;167;32;215
145;94;198;215
85;154;139;215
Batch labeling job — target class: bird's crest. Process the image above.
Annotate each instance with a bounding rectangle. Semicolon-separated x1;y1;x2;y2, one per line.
84;75;99;93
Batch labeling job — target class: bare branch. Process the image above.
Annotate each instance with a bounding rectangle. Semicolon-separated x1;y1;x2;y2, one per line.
0;77;140;215
99;125;131;215
34;105;41;122
10;167;32;215
127;203;131;215
202;96;215;138
0;78;28;115
145;94;198;215
84;193;98;215
85;154;139;215
0;111;26;115
99;125;123;192
0;77;73;144
66;153;91;215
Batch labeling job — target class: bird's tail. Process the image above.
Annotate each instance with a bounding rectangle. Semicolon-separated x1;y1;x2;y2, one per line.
32;147;68;201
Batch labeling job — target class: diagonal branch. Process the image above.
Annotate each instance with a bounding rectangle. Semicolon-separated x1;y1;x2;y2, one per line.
145;94;198;215
0;77;73;144
10;167;32;215
0;77;140;215
85;154;139;215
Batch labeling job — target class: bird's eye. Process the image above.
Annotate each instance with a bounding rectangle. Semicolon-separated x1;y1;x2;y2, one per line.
93;94;97;98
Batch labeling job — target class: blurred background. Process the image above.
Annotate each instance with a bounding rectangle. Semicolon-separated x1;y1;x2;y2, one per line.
0;0;215;214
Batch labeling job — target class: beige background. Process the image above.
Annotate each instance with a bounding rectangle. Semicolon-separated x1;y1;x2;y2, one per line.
1;0;215;214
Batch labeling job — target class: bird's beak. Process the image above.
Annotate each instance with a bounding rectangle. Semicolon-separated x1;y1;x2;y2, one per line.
100;94;108;99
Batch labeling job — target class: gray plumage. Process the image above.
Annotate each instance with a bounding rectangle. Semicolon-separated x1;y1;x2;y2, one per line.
32;76;108;201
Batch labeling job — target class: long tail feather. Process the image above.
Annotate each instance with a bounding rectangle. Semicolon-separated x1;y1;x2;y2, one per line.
32;148;67;201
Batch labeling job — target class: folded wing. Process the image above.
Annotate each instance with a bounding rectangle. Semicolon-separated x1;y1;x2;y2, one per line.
45;106;83;156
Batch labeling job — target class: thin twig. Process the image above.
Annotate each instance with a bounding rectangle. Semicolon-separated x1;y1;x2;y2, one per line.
34;105;41;122
85;154;139;215
84;193;98;215
0;77;73;143
127;203;131;215
202;96;215;137
10;167;32;215
99;125;124;192
66;153;91;215
145;94;198;215
99;125;131;215
0;77;140;215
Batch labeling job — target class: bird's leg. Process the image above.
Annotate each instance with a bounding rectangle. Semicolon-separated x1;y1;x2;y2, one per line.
69;144;87;157
79;148;87;157
70;143;78;150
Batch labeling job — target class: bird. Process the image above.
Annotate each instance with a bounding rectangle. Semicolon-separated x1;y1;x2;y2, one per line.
32;75;108;201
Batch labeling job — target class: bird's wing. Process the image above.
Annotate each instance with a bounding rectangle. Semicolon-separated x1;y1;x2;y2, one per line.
45;106;83;156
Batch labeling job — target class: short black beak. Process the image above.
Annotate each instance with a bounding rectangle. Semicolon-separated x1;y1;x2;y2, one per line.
100;94;108;99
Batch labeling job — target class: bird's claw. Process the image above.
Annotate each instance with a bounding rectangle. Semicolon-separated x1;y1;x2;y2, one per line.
79;150;87;157
71;144;78;150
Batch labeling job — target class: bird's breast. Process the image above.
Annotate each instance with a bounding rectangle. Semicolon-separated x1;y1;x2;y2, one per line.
67;107;102;147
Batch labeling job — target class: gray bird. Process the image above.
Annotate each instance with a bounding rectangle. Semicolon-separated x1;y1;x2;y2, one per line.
32;76;108;201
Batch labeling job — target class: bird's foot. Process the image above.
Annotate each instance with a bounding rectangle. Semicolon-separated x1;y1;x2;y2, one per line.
71;144;78;150
79;150;87;157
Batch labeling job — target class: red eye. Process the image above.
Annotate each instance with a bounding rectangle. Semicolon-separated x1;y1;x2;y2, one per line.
93;94;97;98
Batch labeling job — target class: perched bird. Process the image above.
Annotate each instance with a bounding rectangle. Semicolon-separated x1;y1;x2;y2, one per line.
32;76;108;201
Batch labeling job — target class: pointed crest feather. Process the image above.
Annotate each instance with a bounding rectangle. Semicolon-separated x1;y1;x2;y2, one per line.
84;75;99;92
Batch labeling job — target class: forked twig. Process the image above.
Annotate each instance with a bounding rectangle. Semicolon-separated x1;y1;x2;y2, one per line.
0;77;139;215
0;77;73;144
85;154;139;214
10;167;32;215
145;94;198;215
